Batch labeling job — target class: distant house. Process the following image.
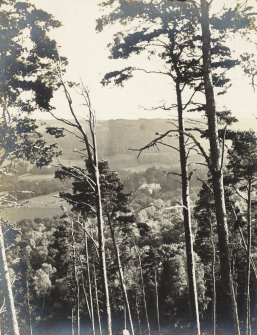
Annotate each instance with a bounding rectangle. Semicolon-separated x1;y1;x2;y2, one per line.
138;183;161;194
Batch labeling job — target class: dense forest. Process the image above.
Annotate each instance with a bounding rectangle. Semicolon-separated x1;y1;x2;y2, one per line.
0;1;257;335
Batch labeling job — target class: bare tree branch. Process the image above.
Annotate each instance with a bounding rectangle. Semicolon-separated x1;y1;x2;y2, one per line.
232;186;247;202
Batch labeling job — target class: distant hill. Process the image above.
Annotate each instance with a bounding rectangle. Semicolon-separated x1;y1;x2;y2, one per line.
39;118;196;170
3;117;251;222
38;117;253;171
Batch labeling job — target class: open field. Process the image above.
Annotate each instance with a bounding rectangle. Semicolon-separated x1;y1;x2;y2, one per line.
2;207;62;222
19;174;55;181
2;193;63;222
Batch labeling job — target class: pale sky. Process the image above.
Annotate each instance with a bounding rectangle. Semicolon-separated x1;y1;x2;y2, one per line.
31;0;257;124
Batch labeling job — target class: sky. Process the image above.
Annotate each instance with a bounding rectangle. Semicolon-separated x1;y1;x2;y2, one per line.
31;0;257;124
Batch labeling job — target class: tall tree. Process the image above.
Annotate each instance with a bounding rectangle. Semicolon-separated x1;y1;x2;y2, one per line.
48;81;113;335
198;1;255;333
227;130;257;335
0;1;66;333
97;3;204;333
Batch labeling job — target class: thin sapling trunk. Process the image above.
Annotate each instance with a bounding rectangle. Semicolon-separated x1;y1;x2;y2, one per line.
108;217;135;335
245;179;252;335
154;268;161;335
85;234;95;335
93;263;103;335
138;248;151;335
0;222;20;335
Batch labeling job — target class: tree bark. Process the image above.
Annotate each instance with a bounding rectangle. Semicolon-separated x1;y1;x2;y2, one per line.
0;222;20;335
108;218;135;335
175;80;200;335
245;179;252;335
200;1;240;334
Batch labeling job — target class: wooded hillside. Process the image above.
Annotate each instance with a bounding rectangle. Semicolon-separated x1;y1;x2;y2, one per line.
0;1;256;335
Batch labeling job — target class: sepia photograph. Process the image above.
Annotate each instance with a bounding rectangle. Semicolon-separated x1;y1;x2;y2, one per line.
0;0;257;334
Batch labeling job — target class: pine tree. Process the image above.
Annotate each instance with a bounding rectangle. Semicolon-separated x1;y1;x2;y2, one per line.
0;1;66;333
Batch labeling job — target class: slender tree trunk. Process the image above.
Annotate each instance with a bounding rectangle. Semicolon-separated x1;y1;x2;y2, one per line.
93;263;103;335
200;2;240;334
76;279;80;333
71;220;80;335
95;166;112;335
77;281;80;334
81;271;92;321
138;250;151;335
124;306;127;329
175;81;200;335
85;234;95;335
72;308;75;335
239;228;257;280
0;222;20;335
91;127;112;335
154;268;161;335
135;293;143;335
77;275;80;333
108;218;135;335
231;207;257;279
80;235;92;322
245;180;252;335
210;222;216;335
232;254;238;306
60;78;112;334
